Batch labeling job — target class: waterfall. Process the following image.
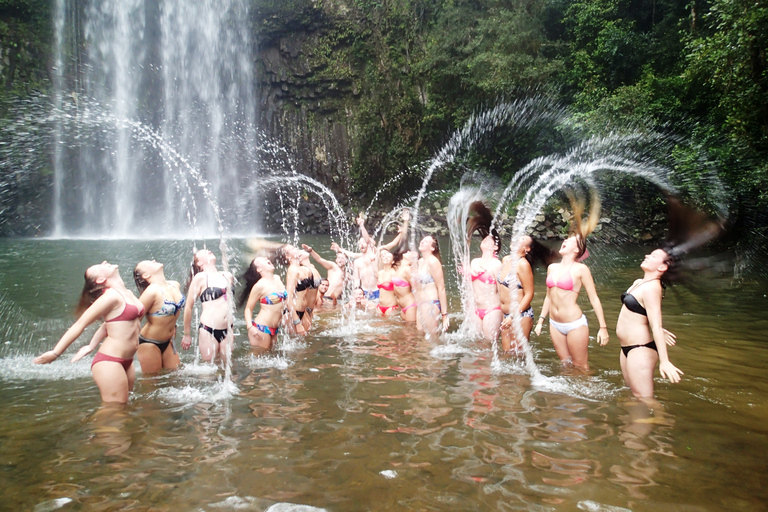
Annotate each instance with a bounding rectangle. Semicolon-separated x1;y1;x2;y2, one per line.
52;0;257;238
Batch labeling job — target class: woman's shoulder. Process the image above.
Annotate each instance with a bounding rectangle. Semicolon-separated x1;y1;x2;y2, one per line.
140;282;163;297
572;262;594;280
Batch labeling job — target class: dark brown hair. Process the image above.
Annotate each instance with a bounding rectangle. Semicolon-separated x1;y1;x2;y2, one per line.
238;259;264;308
133;264;150;295
467;201;500;254
75;271;107;317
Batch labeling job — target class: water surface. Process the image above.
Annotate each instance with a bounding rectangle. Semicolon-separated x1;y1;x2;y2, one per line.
0;238;766;511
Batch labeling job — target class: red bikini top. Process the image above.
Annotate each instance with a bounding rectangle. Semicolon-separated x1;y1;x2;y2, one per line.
106;290;145;322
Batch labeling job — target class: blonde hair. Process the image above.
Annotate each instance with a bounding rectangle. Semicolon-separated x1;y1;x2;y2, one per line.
565;187;601;259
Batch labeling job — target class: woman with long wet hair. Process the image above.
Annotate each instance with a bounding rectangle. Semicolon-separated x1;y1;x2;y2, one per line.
414;234;450;336
615;197;723;397
376;248;402;317
34;262;144;403
499;235;555;352
374;211;409;317
615;248;683;398
498;236;534;352
133;260;184;372
466;202;504;340
181;249;234;363
534;190;609;370
240;256;287;353
284;246;315;335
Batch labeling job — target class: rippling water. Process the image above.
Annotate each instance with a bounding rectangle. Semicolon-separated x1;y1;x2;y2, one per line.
0;238;766;511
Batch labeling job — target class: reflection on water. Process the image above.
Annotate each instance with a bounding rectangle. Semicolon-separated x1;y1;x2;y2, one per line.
1;239;767;511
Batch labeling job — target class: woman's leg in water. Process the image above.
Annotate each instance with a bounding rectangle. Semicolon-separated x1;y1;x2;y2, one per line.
565;324;590;370
504;315;533;352
91;361;132;403
620;347;659;398
418;302;440;336
137;343;163;373
481;309;503;341
197;328;219;363
162;342;180;370
248;326;274;354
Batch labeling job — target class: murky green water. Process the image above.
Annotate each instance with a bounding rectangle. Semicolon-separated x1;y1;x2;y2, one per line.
0;238;766;511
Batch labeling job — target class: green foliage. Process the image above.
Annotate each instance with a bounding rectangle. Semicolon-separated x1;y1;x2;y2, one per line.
0;0;52;99
3;0;768;223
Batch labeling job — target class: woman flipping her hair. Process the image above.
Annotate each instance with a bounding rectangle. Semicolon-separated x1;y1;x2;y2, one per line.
615;248;683;398
181;249;234;363
414;235;449;336
498;236;534;352
133;260;184;372
535;189;609;370
375;210;409;317
285;246;316;335
240;256;287;353
614;197;724;397
467;202;503;341
34;262;144;403
499;235;555;352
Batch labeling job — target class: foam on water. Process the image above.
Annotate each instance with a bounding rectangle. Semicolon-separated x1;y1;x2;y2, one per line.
0;355;93;381
244;353;292;370
151;377;239;404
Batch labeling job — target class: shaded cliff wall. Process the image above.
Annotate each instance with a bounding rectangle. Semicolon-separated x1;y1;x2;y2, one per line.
254;1;359;201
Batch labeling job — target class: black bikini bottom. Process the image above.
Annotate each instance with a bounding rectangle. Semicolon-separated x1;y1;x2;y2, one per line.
139;334;174;354
199;323;231;344
621;340;657;357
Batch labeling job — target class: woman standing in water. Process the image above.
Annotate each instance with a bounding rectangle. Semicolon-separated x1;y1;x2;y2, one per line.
534;191;609;370
376;248;401;317
181;249;234;363
240;256;287;353
285;246;315;335
133;260;184;372
34;262;144;403
466;202;504;341
498;236;535;352
615;248;683;398
393;250;418;322
414;235;450;335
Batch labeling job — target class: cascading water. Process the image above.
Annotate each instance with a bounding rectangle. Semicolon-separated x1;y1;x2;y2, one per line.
52;0;256;238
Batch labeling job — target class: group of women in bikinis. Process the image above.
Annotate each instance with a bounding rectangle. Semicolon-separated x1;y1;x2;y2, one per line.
34;195;686;404
33;250;240;403
464;198;684;400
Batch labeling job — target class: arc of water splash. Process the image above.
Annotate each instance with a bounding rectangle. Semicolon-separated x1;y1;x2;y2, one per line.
446;187;486;340
409;97;566;247
251;174;353;248
493;133;671;234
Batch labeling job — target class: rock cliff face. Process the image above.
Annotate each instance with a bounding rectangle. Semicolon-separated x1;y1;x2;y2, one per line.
254;2;359;200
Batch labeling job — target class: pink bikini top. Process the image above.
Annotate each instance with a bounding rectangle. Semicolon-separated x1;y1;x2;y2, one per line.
106;290;145;322
391;277;410;288
378;281;395;291
546;268;574;291
471;269;496;285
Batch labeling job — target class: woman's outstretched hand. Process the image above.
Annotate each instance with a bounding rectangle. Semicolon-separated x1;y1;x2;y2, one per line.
34;351;59;365
663;328;677;346
70;345;93;363
659;360;683;383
